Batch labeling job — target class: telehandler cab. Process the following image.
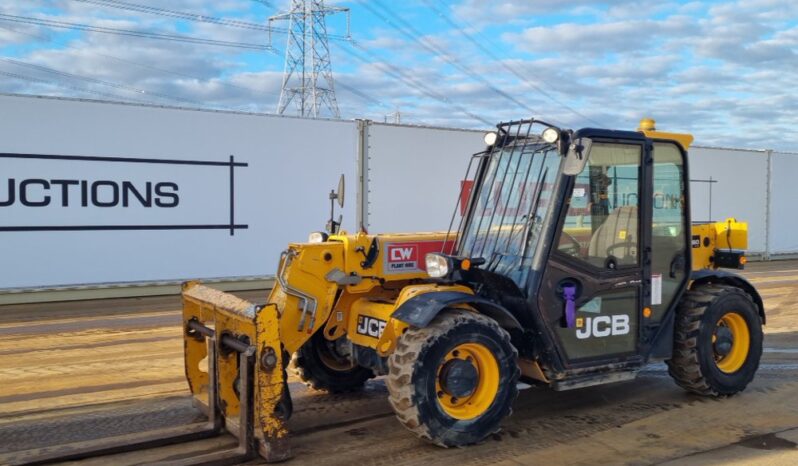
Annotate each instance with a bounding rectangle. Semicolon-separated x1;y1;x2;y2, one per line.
180;118;763;461
12;118;762;465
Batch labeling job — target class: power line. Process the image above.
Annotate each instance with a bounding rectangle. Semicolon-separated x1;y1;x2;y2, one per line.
420;0;602;127
1;8;488;123
266;41;453;124
2;21;394;117
0;22;282;104
344;41;493;126
69;0;350;41
3;20;385;115
356;0;542;122
71;0;270;31
250;0;276;9
1;57;221;109
0;13;276;50
0;68;159;104
269;45;393;112
336;80;392;109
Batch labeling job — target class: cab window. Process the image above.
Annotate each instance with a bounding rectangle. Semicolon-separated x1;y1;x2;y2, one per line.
556;143;642;269
650;142;688;320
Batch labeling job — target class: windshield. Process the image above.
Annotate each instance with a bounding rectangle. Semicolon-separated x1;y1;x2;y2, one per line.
455;137;561;285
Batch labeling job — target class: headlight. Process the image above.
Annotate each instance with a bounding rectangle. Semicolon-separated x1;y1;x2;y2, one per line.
484;131;498;146
425;253;450;278
308;231;329;243
542;127;560;143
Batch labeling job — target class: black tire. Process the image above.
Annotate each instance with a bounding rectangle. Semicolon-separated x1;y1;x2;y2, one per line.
667;284;763;396
386;310;519;447
293;331;374;393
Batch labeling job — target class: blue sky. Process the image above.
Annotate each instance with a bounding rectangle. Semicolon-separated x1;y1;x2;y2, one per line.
0;0;796;150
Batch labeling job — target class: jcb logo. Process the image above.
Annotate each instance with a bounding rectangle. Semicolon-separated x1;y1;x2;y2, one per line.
576;315;630;339
356;316;387;338
389;246;416;261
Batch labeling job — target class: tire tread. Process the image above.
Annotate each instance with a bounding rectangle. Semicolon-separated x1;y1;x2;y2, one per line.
386;311;519;446
666;284;759;396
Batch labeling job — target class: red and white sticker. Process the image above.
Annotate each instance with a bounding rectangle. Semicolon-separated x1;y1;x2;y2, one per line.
383;240;452;274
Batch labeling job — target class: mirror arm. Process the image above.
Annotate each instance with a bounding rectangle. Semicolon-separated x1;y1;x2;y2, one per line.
327;189;338;234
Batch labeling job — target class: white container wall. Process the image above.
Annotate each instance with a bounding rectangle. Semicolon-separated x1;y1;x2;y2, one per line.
1;93;795;290
364;122;484;233
688;147;769;254
769;151;798;255
0;94;358;288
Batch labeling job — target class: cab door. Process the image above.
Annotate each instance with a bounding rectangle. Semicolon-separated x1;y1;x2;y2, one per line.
537;137;653;367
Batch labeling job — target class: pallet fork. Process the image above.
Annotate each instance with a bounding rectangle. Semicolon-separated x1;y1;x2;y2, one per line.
3;283;291;465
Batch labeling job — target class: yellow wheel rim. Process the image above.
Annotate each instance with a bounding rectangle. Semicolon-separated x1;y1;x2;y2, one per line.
315;339;351;371
435;342;499;420
318;347;350;371
714;312;750;374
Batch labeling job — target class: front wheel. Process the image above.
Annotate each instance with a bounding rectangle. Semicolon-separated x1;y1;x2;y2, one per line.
667;284;763;396
293;331;374;393
386;310;519;447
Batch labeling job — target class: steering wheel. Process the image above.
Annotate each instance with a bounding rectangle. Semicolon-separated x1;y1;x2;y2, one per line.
558;231;582;256
605;241;637;259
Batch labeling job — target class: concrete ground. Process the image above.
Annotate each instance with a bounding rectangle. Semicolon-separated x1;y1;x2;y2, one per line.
0;261;797;465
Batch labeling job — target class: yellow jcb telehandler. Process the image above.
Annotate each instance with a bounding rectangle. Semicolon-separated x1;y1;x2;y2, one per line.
11;118;763;465
176;117;762;462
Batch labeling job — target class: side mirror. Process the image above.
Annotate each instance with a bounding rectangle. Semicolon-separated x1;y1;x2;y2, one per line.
563;137;592;176
336;174;345;208
327;175;345;234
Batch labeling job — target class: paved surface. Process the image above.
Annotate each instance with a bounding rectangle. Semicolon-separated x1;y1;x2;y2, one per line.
0;262;797;465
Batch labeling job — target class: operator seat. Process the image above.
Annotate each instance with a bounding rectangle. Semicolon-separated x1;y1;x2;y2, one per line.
588;205;638;266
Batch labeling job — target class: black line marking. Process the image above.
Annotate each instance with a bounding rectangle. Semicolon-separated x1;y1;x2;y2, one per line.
1;153;248;234
229;155;235;236
0;152;248;167
0;225;249;232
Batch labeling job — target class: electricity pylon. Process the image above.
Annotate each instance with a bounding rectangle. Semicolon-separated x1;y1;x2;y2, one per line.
269;0;350;119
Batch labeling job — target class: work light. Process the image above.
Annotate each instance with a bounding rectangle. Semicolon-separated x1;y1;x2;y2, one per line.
308;231;329;243
542;127;560;143
425;253;450;278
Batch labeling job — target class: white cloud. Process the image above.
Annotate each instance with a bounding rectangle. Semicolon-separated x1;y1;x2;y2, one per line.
452;0;635;24
1;0;797;150
503;16;695;56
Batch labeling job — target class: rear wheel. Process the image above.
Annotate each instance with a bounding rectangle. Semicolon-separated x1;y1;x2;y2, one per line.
667;284;763;396
386;310;519;447
293;331;374;393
